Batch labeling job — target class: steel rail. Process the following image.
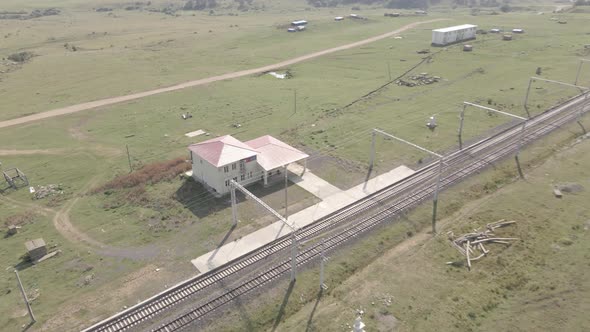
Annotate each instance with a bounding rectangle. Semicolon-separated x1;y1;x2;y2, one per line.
83;92;588;332
153;96;589;331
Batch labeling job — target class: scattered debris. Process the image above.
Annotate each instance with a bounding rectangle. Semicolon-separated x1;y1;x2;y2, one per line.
353;315;366;332
395;73;441;87
334;16;344;21
7;225;20;236
426;115;437;130
490;28;501;33
416;49;430;54
384;13;400;17
84;274;95;285
3;167;29;189
185;130;205;138
269;72;287;79
232;123;242;128
181;113;193;120
447;220;519;270
553;187;563;198
33;184;63;200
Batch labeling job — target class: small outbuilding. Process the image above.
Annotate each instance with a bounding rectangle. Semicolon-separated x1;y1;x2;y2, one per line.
432;24;477;46
25;238;47;261
463;44;473;52
503;34;513;41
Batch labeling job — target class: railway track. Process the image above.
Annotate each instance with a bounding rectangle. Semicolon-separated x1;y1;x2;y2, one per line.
83;93;588;332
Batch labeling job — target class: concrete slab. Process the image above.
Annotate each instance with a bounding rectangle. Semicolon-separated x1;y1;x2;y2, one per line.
287;163;343;200
191;165;415;273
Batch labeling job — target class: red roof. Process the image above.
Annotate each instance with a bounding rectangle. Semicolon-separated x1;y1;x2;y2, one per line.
189;135;258;167
245;135;309;171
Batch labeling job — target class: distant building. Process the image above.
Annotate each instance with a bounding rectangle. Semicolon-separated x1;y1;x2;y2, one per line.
512;28;524;33
291;20;307;26
335;16;344;21
189;135;308;196
431;24;477;46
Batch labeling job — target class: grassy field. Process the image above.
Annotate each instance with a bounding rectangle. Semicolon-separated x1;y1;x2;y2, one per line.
200;108;590;332
1;0;590;330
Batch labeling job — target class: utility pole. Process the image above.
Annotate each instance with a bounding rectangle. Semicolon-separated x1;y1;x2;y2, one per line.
15;270;36;324
231;185;238;226
460;102;527;179
291;231;298;282
126;144;133;173
320;238;328;290
284;165;289;220
458;103;466;150
371;129;444;235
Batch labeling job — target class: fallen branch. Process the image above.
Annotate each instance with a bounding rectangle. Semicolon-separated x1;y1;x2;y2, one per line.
447;220;519;270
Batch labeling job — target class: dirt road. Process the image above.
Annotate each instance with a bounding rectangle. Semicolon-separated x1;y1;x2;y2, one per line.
0;19;445;130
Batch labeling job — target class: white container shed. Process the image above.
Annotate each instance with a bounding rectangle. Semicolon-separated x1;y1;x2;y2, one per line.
432;24;477;46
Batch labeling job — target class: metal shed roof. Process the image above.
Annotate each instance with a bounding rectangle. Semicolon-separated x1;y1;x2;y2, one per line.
25;238;46;251
245;135;309;171
433;24;477;33
189;135;258;167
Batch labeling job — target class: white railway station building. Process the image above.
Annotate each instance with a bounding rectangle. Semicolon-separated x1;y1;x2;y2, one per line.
189;135;308;196
431;24;477;46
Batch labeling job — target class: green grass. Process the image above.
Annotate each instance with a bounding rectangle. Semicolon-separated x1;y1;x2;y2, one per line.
200;105;590;332
1;1;590;330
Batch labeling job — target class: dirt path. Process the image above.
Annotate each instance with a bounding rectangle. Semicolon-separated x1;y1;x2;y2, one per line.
0;19;446;130
52;177;160;260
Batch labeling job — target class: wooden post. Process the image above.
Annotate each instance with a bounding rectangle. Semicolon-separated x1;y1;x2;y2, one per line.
15;270;36;323
369;130;376;170
126;144;133;173
387;62;392;81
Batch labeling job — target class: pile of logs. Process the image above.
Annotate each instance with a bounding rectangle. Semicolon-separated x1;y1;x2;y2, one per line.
447;220;519;270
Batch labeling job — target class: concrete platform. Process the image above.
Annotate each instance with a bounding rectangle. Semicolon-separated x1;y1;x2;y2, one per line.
191;165;415;273
286;163;343;200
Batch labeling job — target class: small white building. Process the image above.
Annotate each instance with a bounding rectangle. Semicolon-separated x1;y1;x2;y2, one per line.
431;24;477;46
189;135;308;197
291;20;307;26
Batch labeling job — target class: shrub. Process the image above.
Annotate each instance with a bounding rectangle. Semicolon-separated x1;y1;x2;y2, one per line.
8;51;34;63
93;157;191;193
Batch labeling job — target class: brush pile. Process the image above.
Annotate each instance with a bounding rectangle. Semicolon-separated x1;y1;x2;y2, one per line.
447;220;519;270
